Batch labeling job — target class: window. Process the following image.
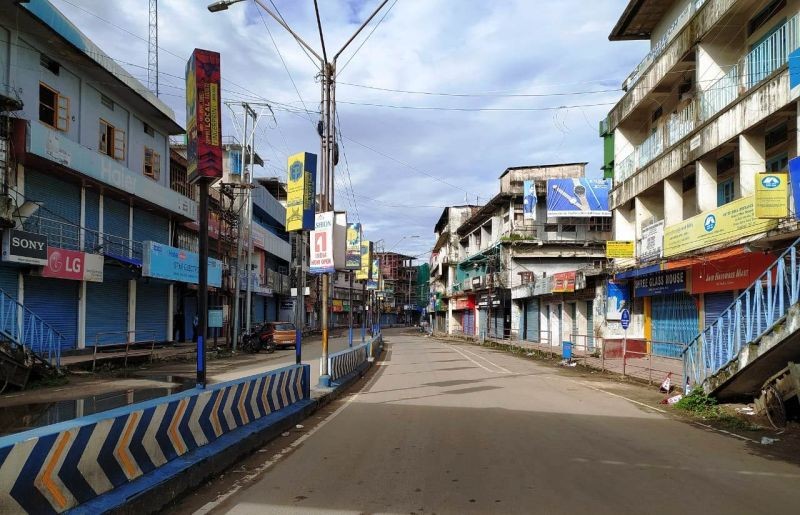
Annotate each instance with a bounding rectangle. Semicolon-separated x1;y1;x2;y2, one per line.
717;178;734;206
143;122;155;137
766;152;788;172
717;151;735;173
144;147;161;181
765;123;788;149
589;217;611;232
39;54;60;75
100;94;114;110
682;173;696;193
99;119;125;160
748;0;785;36
39;83;68;131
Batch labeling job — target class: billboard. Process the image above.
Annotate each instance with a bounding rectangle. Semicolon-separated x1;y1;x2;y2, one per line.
755;173;788;218
606;241;634;258
286;152;318;232
523;180;537;221
606;281;629;320
367;258;380;290
356;240;372;281
142;241;222;287
546;178;611;217
185;49;222;184
346;223;362;269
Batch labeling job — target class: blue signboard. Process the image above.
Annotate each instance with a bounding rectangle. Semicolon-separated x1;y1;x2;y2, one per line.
633;270;686;297
142;241;222;287
789;157;800;220
546;178;611;218
606;280;630;320
208;308;223;328
620;309;630;331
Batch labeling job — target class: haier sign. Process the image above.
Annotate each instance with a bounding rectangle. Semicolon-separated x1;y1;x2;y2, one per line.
142;241;222;287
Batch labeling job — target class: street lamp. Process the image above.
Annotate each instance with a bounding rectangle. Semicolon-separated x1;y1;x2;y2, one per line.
207;0;243;13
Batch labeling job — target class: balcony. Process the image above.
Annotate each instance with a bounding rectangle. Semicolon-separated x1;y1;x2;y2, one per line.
24;214;143;259
501;222;611;244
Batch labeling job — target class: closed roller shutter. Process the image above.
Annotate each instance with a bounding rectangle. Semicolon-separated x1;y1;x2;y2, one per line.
132;209;169;245
0;265;18;301
490;310;504;339
651;293;698;358
478;308;487;337
704;291;734;327
586;300;594;350
253;295;265;323
136;280;168;341
524;300;539;342
24;276;78;351
104;197;129;256
463;310;475;336
24;170;80;249
85;189;100;251
87;267;129;346
571;303;578;341
266;297;278;322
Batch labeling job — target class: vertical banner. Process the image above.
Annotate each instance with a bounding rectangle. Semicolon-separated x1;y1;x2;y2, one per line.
185;49;222;184
606;281;629;320
346;223;362;269
286;152;318;231
333;212;347;270
367;258;380;290
755;172;788;218
309;212;335;274
356;240;372;280
790;157;800;220
523;179;537;221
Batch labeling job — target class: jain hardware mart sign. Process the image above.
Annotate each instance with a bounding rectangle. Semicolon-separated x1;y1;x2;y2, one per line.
1;230;48;266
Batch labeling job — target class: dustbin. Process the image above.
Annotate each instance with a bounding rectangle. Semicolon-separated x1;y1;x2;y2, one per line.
562;341;572;360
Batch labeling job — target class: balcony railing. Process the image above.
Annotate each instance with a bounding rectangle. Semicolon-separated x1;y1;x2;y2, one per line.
667;101;695;146
24;215;143;259
699;66;738;120
637;127;664;169
502;222;611;243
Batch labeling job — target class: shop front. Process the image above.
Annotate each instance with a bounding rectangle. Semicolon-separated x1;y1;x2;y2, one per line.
452;295;476;336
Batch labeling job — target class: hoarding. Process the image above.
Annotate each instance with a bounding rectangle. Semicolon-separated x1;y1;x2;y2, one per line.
523;180;537;221
546;178;611;217
142;241;222;287
185;49;222;184
309;212;335;274
42;247;103;282
356;240;372;281
663;196;778;257
690;252;774;294
367;258;380;290
638;220;664;262
285;152;317;232
1;230;47;266
606;281;629;320
606;241;634;258
333;212;348;270
633;270;686;297
345;222;362;270
551;271;576;293
754;173;788;218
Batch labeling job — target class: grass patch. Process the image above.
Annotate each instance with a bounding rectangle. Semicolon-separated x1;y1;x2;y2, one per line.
26;373;69;390
674;390;760;431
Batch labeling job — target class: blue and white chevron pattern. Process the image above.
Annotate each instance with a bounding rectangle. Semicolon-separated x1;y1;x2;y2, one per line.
328;343;368;382
0;364;308;514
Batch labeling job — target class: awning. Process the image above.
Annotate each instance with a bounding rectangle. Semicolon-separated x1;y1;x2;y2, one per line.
104;253;143;269
664;245;747;269
614;263;663;280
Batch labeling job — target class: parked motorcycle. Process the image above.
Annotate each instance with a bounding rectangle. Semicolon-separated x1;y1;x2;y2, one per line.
240;323;276;354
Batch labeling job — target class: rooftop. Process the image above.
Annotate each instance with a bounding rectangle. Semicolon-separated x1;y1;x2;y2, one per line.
609;0;678;41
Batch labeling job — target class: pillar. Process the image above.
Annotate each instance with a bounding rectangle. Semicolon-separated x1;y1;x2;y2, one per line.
664;175;684;226
167;283;174;342
77;281;86;349
696;158;718;212
613;202;635;241
739;131;765;198
128;279;136;343
447;266;455;335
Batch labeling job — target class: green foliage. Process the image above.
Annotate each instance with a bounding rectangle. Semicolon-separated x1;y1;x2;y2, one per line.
674;389;718;415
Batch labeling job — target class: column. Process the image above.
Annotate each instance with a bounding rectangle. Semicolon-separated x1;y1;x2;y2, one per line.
696;158;718;212
663;175;684;226
167;283;174;342
77;281;86;349
128;279;136;343
739;131;765;198
447;266;455;335
613;203;635;241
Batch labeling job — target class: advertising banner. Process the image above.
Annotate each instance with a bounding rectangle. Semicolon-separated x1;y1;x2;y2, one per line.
690;252;774;294
639;220;664;262
356;240;372;280
546;178;611;218
1;230;48;266
286;152;318;232
185;49;222;184
142;241;222;287
345;223;362;270
634;270;687;297
790;157;800;219
606;241;635;258
367;258;380;290
755;173;788;218
606;281;629;320
42;247;103;282
551;271;576;293
332;299;344;312
523;180;537;221
663;196;777;257
333;212;347;270
309;212;335;274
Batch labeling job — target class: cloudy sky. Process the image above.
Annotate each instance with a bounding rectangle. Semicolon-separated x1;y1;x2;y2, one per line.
51;0;646;259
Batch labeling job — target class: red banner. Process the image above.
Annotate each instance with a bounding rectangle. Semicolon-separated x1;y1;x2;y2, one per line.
552;271;576;293
186;49;222;184
453;296;475;311
690;252;774;294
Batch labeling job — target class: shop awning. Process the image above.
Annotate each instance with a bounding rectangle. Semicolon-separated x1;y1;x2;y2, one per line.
104;253;143;269
664;245;747;269
614;263;662;280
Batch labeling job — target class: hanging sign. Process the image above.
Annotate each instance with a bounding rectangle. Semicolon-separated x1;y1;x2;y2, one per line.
185;49;222;184
309;212;335;274
356;240;372;280
754;173;788;218
2;230;48;266
345;223;362;269
285;152;317;232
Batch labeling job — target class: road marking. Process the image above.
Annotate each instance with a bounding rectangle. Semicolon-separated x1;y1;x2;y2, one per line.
442;344;499;373
193;353;386;515
575;381;666;413
457;345;512;374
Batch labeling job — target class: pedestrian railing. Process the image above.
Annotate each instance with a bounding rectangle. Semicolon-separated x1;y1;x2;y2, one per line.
0;287;64;368
91;330;157;371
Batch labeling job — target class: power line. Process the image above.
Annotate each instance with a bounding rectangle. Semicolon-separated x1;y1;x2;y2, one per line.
337;100;616;112
337;81;623;98
336;0;399;77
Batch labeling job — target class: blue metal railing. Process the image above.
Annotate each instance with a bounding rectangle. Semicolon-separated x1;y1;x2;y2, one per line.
683;239;800;387
0;288;64;368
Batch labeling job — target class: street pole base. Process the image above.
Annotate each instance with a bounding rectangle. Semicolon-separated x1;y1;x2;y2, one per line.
319;374;332;387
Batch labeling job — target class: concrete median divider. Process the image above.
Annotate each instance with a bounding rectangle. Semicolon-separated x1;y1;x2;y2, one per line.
0;364;311;514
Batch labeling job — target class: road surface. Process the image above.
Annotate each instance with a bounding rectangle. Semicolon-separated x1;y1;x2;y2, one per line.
173;332;800;515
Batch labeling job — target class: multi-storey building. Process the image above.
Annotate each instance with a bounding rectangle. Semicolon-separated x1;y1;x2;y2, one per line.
602;0;800;355
376;251;416;325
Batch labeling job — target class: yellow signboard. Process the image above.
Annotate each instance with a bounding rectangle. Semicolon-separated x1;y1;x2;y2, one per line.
356;240;372;280
664;196;778;257
755;173;788;218
606;241;634;258
285;152;317;232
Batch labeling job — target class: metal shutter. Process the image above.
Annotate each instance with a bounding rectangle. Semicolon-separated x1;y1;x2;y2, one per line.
651;293;698;357
86;267;129;346
104;197;129;256
704;291;734;327
24;275;78;350
586;300;594;350
490;310;504;339
524;299;539;342
136;280;168;341
25;170;80;222
132;208;169;245
478;308;487;337
571;303;578;341
253;295;265;323
556;304;563;345
266;297;277;322
0;265;18;301
84;189;100;252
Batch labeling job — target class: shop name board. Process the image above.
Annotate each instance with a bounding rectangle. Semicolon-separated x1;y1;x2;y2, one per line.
638;221;664;262
690;252;774;294
552;271;576;293
606;241;634;259
634;270;686;297
142;241;222;287
2;230;48;266
42;247;103;282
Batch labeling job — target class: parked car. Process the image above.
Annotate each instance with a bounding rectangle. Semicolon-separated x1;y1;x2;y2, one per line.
272;322;297;349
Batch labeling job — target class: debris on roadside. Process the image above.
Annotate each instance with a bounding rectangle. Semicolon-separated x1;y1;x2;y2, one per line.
735;406;756;416
761;436;779;445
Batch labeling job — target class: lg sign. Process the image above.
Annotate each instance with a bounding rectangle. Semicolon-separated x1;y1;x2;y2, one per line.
43;247;104;282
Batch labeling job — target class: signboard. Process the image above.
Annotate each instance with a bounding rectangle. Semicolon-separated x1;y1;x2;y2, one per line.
620;309;630;331
345;223;362;270
790;47;800;101
453;296;475;311
690;252;774;294
332;299;344;312
639;220;664;262
2;230;48;266
309;212;335;274
356;240;372;281
333;212;348;270
367;258;380;290
523;179;537;221
533;275;554;296
285;152;317;232
663;196;777;257
185;49;222;184
634;270;686;297
755;173;788;218
606;241;634;258
142;241;222;287
790;157;800;220
546;178;611;218
208;308;223;328
42;247;103;282
606;281;629;320
551;271;576;293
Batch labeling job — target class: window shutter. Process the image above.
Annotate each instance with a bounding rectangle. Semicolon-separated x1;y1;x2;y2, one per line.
144;148;153;178
99;121;108;153
153;151;161;180
57;95;69;131
113;128;125;160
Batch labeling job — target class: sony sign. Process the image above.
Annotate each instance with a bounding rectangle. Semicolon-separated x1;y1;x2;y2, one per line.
1;230;48;266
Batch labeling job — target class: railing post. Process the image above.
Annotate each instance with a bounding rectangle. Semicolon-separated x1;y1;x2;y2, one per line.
778;259;785;317
792;247;798;304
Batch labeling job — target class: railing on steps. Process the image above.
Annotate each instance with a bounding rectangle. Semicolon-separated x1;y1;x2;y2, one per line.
683;238;800;388
0;288;64;368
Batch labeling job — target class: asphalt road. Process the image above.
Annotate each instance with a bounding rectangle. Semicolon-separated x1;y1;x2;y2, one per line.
174;332;800;515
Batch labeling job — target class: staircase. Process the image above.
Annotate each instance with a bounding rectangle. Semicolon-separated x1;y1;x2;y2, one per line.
683;238;800;400
0;287;64;375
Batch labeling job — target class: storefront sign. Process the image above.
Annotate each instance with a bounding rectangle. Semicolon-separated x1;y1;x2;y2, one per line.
310;212;335;274
634;270;686;297
142;241;222;287
639;220;664;262
345;223;362;270
663;196;777;257
453;296;475;311
546;178;611;218
552;271;576;293
285;152;317;232
690;252;774;294
533;275;554;296
606;241;634;258
332;299;344;312
2;230;48;266
185;49;222;184
755;173;788;218
42;247;103;282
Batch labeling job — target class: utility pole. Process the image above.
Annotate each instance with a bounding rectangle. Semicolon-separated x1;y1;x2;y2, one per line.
231;111;247;352
348;270;354;347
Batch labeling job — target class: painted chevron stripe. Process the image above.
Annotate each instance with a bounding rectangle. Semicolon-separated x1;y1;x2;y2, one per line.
0;365;309;513
329;344;369;381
